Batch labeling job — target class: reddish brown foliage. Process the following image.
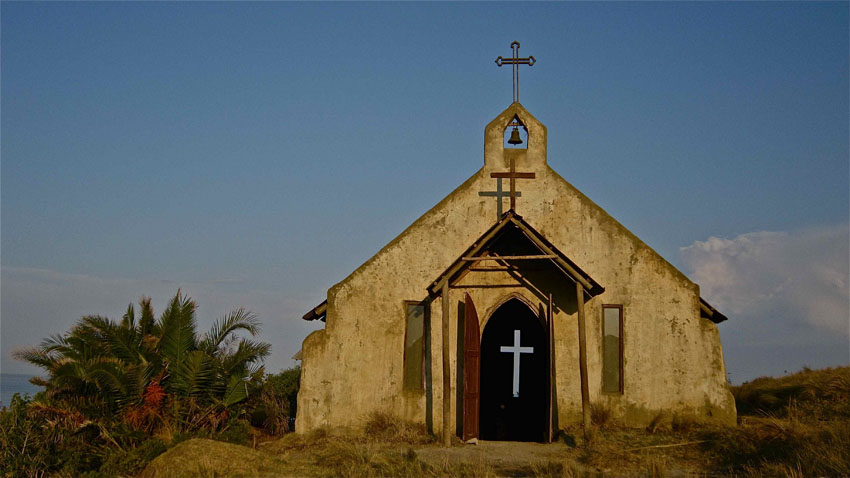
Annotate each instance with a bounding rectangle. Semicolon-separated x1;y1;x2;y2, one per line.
123;376;168;431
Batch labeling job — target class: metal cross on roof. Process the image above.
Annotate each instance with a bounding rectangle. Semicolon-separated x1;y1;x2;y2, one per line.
490;156;536;212
495;41;536;103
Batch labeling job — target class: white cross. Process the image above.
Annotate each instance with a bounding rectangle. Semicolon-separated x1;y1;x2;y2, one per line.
500;329;534;398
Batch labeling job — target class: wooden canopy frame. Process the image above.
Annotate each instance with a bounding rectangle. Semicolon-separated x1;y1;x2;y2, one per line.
427;210;604;298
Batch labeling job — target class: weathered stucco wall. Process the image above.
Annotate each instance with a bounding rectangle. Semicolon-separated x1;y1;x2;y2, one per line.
296;103;735;435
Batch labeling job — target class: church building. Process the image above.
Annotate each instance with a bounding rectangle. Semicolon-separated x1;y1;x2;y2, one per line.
295;46;735;443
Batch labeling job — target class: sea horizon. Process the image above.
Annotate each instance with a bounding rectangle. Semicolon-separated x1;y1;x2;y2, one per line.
1;373;43;407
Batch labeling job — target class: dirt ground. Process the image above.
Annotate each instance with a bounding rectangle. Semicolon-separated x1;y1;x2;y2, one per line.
412;439;704;478
414;440;604;476
211;428;715;477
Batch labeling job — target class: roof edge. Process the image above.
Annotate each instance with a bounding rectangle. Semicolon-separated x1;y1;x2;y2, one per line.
302;300;327;322
700;298;728;323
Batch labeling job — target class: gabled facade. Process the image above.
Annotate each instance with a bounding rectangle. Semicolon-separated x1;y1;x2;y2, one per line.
296;103;735;440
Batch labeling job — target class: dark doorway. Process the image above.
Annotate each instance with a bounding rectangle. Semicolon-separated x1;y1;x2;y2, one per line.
479;298;548;442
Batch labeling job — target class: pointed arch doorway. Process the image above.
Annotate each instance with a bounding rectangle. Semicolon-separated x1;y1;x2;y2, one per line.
469;296;549;442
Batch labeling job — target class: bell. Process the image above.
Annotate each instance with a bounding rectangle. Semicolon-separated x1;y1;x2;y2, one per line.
508;127;523;145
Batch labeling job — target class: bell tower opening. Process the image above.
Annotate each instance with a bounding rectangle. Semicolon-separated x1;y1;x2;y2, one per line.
503;115;528;149
479;298;547;442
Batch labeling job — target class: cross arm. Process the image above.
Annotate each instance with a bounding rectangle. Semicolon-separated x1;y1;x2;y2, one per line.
491;172;536;179
495;56;536;66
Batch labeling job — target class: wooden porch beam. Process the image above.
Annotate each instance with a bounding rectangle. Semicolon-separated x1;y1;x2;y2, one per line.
461;254;557;261
441;280;452;447
468;265;513;271
547;293;554;443
576;280;591;440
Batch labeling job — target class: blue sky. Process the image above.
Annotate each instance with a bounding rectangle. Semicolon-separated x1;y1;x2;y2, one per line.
2;2;848;383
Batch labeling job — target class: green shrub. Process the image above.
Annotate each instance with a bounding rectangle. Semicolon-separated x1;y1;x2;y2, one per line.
251;366;300;435
263;366;301;416
0;394;102;477
214;419;253;445
99;437;167;476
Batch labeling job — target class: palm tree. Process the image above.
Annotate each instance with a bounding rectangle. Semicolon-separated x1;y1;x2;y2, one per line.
14;291;270;432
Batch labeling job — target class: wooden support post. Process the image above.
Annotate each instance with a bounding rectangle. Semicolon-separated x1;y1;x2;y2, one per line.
441;280;452;447
575;280;591;439
547;292;554;443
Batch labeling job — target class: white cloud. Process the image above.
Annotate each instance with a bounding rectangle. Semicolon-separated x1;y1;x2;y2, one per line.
680;225;849;336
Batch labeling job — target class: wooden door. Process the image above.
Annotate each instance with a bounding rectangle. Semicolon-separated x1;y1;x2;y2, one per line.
462;293;481;441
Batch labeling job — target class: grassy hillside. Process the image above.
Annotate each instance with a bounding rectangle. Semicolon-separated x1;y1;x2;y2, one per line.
733;366;849;420
706;366;850;476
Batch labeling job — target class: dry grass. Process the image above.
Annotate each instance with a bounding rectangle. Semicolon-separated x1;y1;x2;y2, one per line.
589;402;613;428
644;457;667;478
671;413;700;433
646;411;669;433
703;366;850;477
529;459;580;478
733;366;850;420
363;411;436;445
313;439;497;478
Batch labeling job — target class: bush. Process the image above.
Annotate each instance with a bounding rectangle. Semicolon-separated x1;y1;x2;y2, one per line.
214;419;253;445
0;393;105;477
99;437;168;476
263;366;301;416
249;366;301;435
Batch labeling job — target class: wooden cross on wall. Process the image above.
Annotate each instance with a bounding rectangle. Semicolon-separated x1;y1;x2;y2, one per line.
490;156;535;212
479;178;521;218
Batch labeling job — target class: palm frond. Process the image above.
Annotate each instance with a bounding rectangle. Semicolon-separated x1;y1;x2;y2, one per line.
173;350;215;397
39;334;69;353
74;316;116;358
221;374;248;407
105;323;144;365
50;360;89;391
121;303;136;330
220;338;271;378
157;291;198;370
86;358;129;402
13;347;53;370
199;308;260;354
138;296;156;336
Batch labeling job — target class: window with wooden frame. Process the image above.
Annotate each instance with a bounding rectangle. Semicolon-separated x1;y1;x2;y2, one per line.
602;305;624;394
403;301;426;391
